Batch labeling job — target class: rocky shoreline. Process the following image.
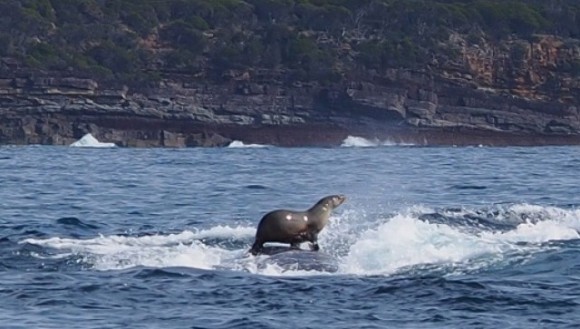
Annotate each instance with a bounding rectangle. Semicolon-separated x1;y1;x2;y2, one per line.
1;68;580;148
2;1;580;148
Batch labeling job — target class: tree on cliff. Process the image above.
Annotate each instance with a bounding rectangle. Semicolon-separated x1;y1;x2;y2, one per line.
0;0;579;87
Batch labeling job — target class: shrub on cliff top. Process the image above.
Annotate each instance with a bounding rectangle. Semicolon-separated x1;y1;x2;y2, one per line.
160;20;206;55
0;0;579;84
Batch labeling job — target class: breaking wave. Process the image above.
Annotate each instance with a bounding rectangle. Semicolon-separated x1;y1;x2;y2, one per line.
340;136;415;148
70;133;116;148
227;140;270;148
21;204;580;277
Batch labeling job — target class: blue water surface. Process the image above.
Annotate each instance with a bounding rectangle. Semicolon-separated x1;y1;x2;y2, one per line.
1;144;579;329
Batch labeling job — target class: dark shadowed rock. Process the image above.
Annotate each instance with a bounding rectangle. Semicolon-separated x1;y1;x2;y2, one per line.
3;32;580;150
1;72;580;147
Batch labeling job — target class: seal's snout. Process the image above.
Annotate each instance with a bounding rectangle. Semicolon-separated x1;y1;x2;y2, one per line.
333;194;346;207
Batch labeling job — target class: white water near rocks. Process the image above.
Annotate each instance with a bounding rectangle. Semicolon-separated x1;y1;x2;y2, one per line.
340;135;415;147
70;133;116;148
227;140;270;148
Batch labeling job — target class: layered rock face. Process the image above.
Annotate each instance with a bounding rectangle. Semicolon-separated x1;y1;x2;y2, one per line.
0;77;578;147
1;37;580;147
1;1;580;147
0;75;349;147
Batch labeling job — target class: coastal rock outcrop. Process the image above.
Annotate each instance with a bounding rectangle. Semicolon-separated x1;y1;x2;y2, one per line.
2;49;580;148
1;0;580;147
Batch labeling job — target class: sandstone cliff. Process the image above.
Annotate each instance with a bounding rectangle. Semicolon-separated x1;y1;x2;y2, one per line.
2;61;579;147
1;0;580;147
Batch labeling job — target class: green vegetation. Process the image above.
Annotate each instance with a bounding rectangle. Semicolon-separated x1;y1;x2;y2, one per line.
0;0;579;85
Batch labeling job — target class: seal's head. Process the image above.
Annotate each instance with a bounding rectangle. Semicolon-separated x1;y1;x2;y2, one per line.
329;194;346;208
315;194;347;210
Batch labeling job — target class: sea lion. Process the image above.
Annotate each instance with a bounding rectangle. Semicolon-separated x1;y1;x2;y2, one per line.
249;195;346;255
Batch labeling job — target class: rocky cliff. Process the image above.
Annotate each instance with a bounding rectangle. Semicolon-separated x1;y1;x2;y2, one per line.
1;0;580;147
2;64;579;147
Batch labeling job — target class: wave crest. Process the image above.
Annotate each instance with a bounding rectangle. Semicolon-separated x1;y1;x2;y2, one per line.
21;204;580;276
227;141;269;148
340;136;415;148
70;133;116;148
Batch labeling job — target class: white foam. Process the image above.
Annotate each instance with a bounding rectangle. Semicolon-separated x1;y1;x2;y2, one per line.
70;133;116;148
24;225;255;248
482;220;579;244
341;205;580;275
22;225;255;271
340;135;414;148
20;205;580;277
342;214;503;275
187;225;256;240
341;136;379;148
504;204;580;228
486;204;580;242
22;237;221;270
227;140;269;148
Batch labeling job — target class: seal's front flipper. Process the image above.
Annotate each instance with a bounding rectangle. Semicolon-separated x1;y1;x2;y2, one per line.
249;248;259;256
290;242;301;249
307;232;319;251
249;241;263;256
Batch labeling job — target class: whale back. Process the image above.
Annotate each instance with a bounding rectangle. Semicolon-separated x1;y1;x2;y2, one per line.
259;246;338;272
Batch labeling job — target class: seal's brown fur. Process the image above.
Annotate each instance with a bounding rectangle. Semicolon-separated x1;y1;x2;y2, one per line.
249;195;346;255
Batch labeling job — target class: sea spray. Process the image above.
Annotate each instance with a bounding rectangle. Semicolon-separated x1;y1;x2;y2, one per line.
21;204;580;276
70;133;116;148
340;136;415;148
227;141;270;148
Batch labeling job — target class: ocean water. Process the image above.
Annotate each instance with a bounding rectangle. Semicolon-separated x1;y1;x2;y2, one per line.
1;140;580;328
